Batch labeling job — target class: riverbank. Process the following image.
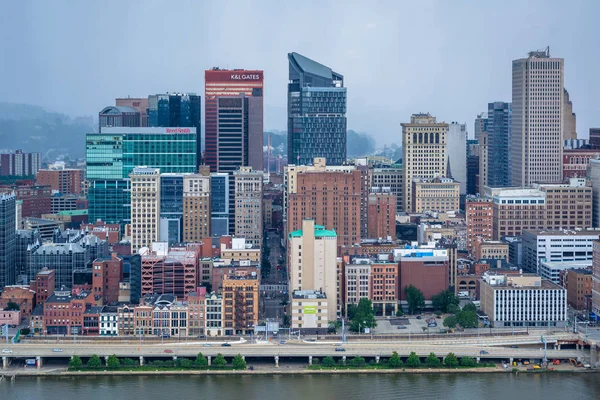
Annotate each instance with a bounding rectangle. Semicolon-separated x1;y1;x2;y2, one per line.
1;366;596;377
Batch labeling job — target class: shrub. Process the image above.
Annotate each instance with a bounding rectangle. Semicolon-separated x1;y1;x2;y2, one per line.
107;355;120;368
69;355;82;369
122;358;138;367
444;353;459;368
322;356;336;367
405;352;421;368
425;352;441;368
194;353;208;368
312;358;320;365
349;356;366;367
151;360;165;367
179;358;193;368
387;351;403;368
86;354;102;369
460;357;476;367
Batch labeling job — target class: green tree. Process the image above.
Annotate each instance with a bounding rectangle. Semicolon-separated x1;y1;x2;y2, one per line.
460;356;476;367
431;289;459;313
5;301;19;311
328;320;341;333
444;353;459;368
404;285;425;314
349;298;377;333
107;354;120;368
87;354;102;369
387;351;403;368
20;328;31;335
443;316;458;329
232;354;247;370
405;352;421;368
457;310;479;329
322;356;336;368
462;303;478;313
346;304;358;320
194;352;208;367
282;315;290;328
122;358;138;367
349;356;366;367
212;353;227;368
395;308;404;317
447;304;460;315
425;352;441;368
69;355;82;369
179;358;193;368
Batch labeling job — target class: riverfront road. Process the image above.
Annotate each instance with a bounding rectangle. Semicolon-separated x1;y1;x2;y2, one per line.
1;342;584;361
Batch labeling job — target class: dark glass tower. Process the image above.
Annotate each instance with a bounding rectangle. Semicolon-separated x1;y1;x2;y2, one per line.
0;193;16;289
487;102;512;187
159;174;185;244
287;52;347;166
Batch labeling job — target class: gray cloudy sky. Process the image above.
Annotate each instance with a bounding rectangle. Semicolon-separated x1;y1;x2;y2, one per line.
1;0;599;145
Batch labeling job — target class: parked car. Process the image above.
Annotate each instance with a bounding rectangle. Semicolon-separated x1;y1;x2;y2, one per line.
279;340;286;345
203;343;212;347
164;349;173;354
2;349;12;354
161;334;170;339
397;325;407;329
221;343;232;347
480;350;489;355
26;333;34;338
510;345;519;349
335;348;346;352
416;316;422;320
52;348;63;352
197;335;207;339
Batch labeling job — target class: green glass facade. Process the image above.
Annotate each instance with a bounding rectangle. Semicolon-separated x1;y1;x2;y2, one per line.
86;127;197;225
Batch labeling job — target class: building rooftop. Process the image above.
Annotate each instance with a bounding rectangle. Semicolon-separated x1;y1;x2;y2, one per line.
292;290;327;299
57;209;88;217
289;224;337;239
523;229;600;237
289;52;336;80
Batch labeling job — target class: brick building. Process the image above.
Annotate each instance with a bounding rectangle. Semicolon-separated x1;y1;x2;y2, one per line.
566;268;592;310
563;148;599;180
465;197;494;256
80;220;121;244
222;273;259;335
43;290;94;335
0;286;36;316
92;254;123;305
36;169;83;195
398;256;449;302
0;184;52;218
367;190;397;240
33;268;56;304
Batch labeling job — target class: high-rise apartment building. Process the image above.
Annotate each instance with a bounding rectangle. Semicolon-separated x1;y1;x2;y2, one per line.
234;167;263;247
465;197;494;256
486;102;512;187
36;169;83;195
0;150;41;177
216;95;263;173
183;169;211;242
0;193;16;289
205;68;264;172
130;167;161;254
447;122;467;197
86;127;196;226
288;220;338;321
401;113;448;213
288;52;347;166
147;93;201;169
511;48;564;186
367;189;397;240
563;89;577;140
287;163;362;247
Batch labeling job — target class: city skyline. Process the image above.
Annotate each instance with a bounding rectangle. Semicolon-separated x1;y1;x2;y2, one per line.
1;1;600;145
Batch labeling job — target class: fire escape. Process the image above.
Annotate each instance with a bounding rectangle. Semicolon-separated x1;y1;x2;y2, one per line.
235;288;245;334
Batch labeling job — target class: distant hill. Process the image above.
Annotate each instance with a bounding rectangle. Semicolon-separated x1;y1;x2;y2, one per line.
264;129;376;158
0;102;94;160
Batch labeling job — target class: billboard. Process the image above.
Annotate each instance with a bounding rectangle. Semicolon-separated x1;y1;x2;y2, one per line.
304;306;316;315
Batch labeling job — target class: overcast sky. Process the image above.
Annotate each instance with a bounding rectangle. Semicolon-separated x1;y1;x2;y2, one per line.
1;0;599;145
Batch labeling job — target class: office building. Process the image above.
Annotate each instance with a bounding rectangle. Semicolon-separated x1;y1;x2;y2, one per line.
36;169;83;195
590;128;600;148
490;188;546;239
588;159;600;227
183;169;211;242
34;268;55;304
402;113;448;213
205;68;264;172
398;254;449;302
98;106;141;130
86;127;196;226
115;97;149;126
216;95;264;173
0;150;41;177
563;89;577;140
522;229;598;274
291;290;329;334
472;240;509;263
0;193;17;289
159;173;186;244
486;101;512;187
92;254;123;306
478;132;489;193
538;260;591;285
210;173;230;236
566;268;592;310
447;122;467;197
479;272;567;328
287;52;347;166
288;220;338;321
367;189;396;240
222;273;259;335
0;183;52;219
466;140;480;195
43;290;95;335
411;177;460;213
511;48;564;186
368;164;403;212
130;167;161;254
287;161;361;247
474;112;488;142
140;244;200;299
538;179;592;230
234;167;263;247
465;197;494;256
564;148;599;180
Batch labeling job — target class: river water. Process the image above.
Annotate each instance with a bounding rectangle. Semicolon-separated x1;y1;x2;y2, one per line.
1;373;598;400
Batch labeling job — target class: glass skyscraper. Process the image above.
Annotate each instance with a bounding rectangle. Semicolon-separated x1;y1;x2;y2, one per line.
0;193;16;289
86;127;197;226
487;102;512;187
210;173;230;236
159;173;186;244
288;52;347;166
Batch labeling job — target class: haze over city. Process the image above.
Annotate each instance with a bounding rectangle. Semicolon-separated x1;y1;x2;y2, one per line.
1;0;600;144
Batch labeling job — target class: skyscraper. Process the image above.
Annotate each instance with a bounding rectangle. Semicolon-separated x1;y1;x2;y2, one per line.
447;122;467;198
401;113;448;213
511;48;564;186
287;52;347;166
204;68;264;172
234;167;263;247
147;93;202;169
182;168;211;243
486;101;512;187
0;193;16;289
210;173;230;237
159;173;186;244
130;167;161;254
563;89;577;140
474;112;488;142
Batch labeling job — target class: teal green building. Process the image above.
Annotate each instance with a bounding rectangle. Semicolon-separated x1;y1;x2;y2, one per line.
86;127;197;225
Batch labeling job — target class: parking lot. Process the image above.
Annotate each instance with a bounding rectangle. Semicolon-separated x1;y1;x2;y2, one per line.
371;314;446;334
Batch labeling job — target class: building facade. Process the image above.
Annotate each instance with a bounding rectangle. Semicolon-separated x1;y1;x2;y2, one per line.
411;177;460;213
234;167;263;247
486;101;512;187
465;197;494;256
0;193;16;289
564;148;599;180
130;167;161;254
291;290;329;334
183;170;211;242
222;274;259;335
0;150;41;177
366;190;396;240
511;48;564;186
447;122;467;196
368;165;403;212
36;169;83;195
287;52;347;166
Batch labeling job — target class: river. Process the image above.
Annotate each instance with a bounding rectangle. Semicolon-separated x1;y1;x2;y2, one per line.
1;373;598;399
